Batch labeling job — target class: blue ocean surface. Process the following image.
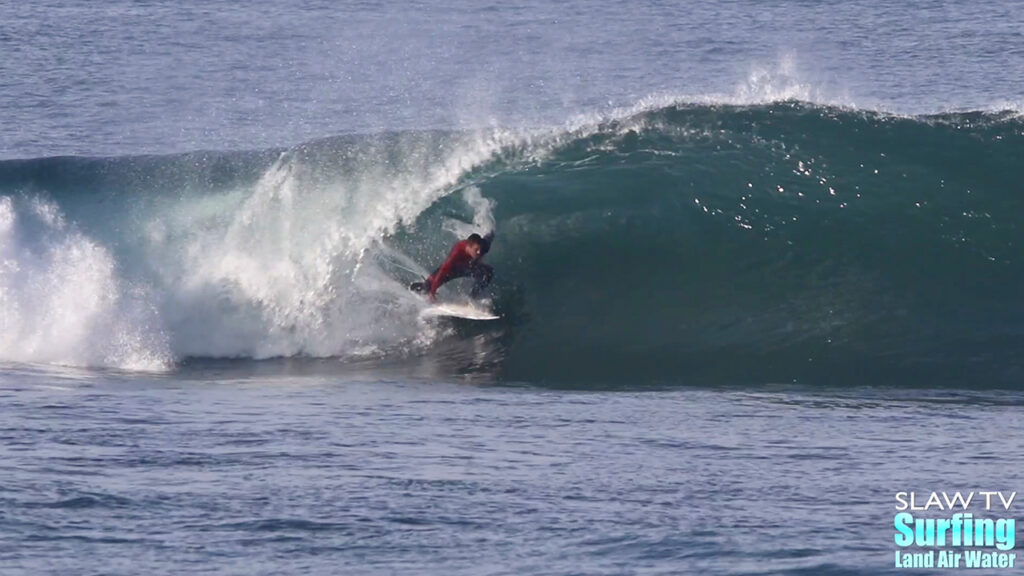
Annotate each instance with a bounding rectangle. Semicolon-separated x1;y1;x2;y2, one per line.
3;366;1023;575
1;0;1023;574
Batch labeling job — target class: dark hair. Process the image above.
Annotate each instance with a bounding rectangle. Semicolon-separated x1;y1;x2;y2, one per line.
467;233;483;244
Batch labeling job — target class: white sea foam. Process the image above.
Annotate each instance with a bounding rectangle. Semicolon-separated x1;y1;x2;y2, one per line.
141;131;510;363
0;196;171;371
0;129;520;369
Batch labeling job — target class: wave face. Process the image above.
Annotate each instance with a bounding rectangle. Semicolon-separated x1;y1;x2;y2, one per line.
1;102;1022;385
477;104;1024;385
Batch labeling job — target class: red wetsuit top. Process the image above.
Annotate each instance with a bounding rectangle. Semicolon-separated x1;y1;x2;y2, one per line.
427;240;474;297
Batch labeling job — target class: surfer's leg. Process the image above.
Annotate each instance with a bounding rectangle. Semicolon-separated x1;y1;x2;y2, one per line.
470;263;493;298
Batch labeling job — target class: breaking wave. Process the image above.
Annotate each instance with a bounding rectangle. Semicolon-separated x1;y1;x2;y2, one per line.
1;100;1022;385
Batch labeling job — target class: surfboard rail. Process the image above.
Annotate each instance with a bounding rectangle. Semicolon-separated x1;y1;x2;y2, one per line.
420;302;500;321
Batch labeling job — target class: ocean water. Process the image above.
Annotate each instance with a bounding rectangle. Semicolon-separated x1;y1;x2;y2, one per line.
2;0;1023;574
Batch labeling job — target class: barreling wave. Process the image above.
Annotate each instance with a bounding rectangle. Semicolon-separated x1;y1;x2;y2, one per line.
1;101;1022;386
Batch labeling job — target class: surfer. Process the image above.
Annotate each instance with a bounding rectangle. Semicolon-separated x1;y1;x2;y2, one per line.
410;232;493;301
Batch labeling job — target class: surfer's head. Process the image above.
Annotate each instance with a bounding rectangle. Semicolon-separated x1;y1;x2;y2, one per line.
466;233;484;259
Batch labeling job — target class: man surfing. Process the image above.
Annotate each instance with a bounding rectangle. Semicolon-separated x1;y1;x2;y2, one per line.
410;232;493;301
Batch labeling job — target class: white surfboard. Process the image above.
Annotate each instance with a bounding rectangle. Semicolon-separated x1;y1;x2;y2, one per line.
420;302;500;321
